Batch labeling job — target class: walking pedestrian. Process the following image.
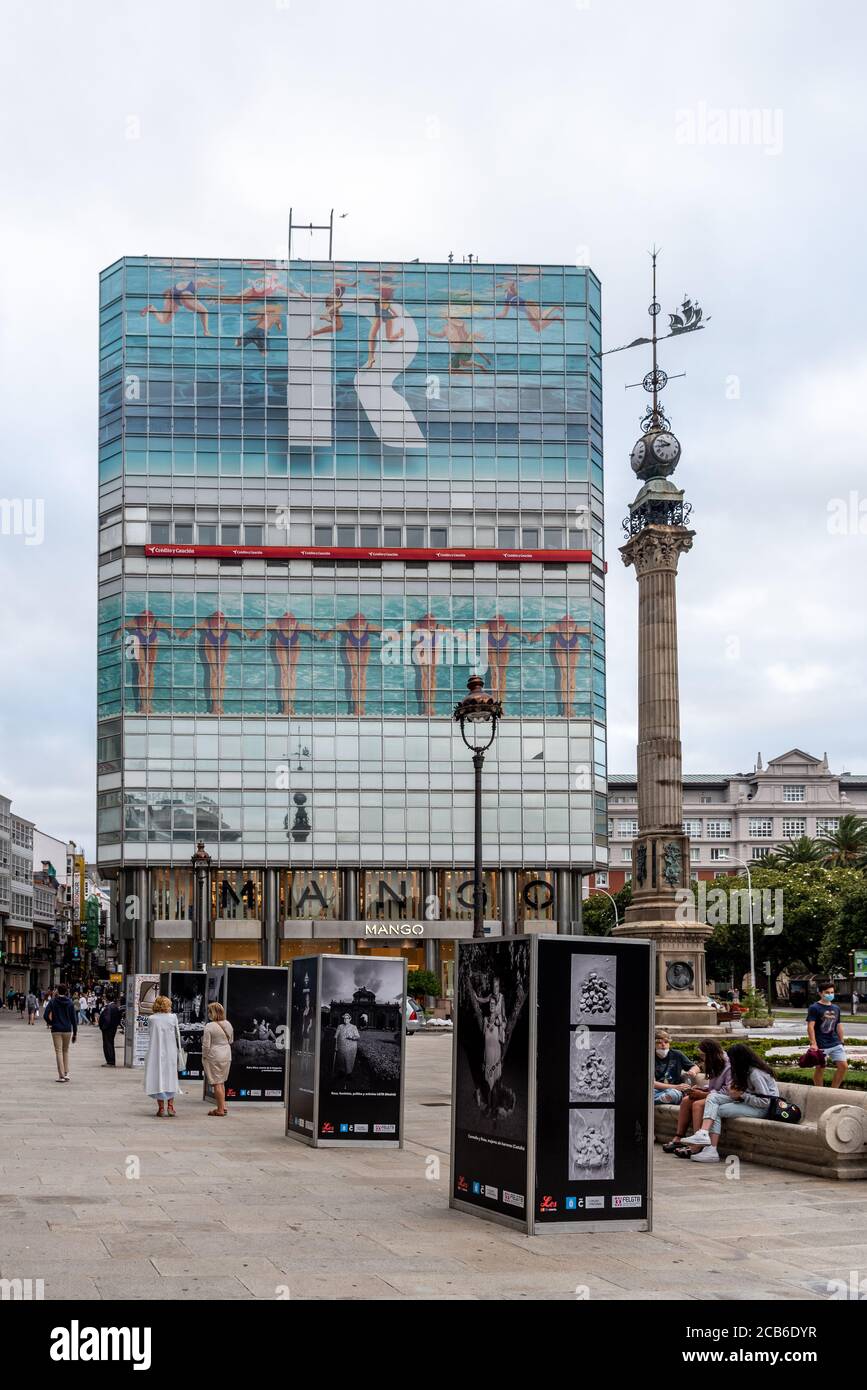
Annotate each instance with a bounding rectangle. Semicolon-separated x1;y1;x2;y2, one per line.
26;990;39;1025
143;995;181;1117
43;984;77;1082
98;992;123;1066
807;982;848;1088
17;991;26;1019
852;990;860;1017
202;1002;234;1117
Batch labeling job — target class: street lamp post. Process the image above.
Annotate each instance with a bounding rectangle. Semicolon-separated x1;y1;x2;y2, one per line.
454;674;502;939
595;888;620;930
190;840;212;972
732;857;755;992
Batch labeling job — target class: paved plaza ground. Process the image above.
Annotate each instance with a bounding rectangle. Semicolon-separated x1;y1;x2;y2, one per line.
2;1012;867;1301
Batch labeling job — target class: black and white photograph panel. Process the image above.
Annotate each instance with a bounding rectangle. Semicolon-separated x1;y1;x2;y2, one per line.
290;960;317;1064
318;957;404;1095
569;1028;616;1104
169;973;206;1024
454;938;530;1144
228;969;287;1074
568;1107;615;1183
570;953;616;1026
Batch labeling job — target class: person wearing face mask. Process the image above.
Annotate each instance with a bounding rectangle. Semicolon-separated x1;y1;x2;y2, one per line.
806;983;848;1088
653;1029;700;1105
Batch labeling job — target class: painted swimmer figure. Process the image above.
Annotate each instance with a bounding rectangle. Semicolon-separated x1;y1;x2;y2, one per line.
235;302;284;354
140;276;223;335
527;615;591;717
246;612;318;715
315;613;383;716
112;610;185;714
430;313;492;373
478;615;536;705
308;277;357;337
219;273;287;303
495;277;564;333
175;611;257;715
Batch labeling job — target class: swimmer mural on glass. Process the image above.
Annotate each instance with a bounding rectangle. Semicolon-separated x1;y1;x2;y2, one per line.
114;610;187;715
289;269;426;448
245;612;325;716
495;273;565;333
315;612;384;716
139;275;223;334
104;594;599;720
174;611;259;716
477;615;539;705
430;309;492;373
526;615;592;718
235;302;284;355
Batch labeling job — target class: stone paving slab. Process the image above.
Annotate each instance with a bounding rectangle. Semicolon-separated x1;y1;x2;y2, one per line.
3;1012;867;1301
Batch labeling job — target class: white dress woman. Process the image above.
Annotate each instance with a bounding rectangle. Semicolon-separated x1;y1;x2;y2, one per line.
333;1013;360;1078
143;996;181;1117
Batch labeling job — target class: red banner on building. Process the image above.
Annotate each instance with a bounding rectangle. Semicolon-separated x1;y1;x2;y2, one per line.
145;544;594;565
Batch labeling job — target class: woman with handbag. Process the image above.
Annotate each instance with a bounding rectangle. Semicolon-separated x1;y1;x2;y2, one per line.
143;995;182;1118
662;1038;732;1154
203;1002;234;1117
681;1044;780;1163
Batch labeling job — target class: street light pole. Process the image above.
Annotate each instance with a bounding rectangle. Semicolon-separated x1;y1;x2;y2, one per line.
454;674;503;939
595;888;620;930
191;840;212;972
732;857;755;992
472;748;484;940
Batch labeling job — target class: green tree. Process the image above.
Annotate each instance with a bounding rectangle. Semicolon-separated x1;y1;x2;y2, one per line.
702;863;860;984
819;813;867;868
819;877;867;973
407;969;440;1000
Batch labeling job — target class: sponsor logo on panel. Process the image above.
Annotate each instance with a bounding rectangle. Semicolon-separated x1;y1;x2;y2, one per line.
503;1190;525;1209
539;1195;558;1213
457;1175;469;1193
612;1194;642;1209
373;1124;396;1134
483;1185;498;1201
321;1121;334;1134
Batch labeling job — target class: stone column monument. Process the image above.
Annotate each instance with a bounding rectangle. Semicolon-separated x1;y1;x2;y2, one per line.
611;256;719;1033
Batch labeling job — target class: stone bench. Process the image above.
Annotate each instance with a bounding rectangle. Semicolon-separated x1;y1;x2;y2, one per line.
654;1081;867;1179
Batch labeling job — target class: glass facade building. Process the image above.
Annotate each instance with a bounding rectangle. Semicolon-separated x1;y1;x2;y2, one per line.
97;257;608;990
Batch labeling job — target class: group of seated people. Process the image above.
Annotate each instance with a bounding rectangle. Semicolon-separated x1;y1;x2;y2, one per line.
653;1030;780;1164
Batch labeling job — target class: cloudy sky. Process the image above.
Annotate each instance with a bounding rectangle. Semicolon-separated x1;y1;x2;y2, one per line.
1;0;864;850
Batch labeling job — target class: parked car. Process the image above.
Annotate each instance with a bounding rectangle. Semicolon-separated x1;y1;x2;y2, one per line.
405;997;424;1035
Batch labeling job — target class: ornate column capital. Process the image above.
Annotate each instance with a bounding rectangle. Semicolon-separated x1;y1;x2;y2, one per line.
620;523;695;576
